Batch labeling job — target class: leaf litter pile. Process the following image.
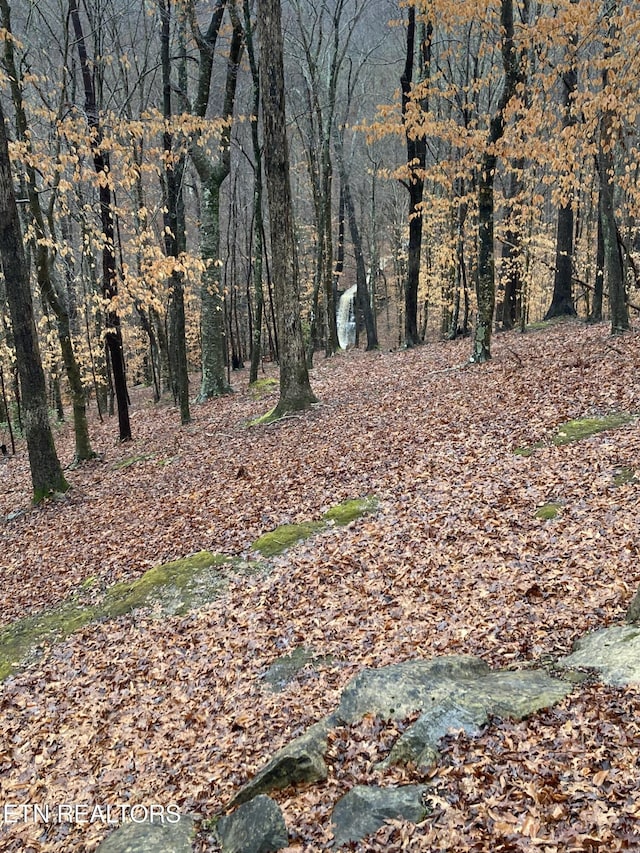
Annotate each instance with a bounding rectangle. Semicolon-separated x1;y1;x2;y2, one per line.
1;321;640;852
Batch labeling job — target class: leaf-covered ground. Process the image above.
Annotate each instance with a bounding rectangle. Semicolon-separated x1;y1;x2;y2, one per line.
1;321;640;851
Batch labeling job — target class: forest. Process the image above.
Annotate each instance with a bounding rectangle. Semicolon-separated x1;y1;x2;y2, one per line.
1;0;640;851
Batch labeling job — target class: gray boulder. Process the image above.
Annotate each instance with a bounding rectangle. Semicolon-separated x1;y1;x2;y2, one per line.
331;785;428;848
229;717;332;807
560;625;640;686
217;795;288;853
96;816;195;853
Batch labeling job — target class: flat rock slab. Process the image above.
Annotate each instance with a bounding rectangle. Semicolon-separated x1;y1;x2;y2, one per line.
331;784;427;848
217;795;288;853
336;655;491;723
560;625;640;686
336;656;571;726
96;816;195;853
230;656;571;806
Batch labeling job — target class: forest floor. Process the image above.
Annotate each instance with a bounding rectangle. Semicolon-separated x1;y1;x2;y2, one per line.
1;319;640;852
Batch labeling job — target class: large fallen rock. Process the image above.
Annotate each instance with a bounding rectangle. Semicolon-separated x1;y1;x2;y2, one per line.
338;657;572;772
216;795;288;853
331;784;428;848
229;718;333;807
230;655;572;806
560;625;640;686
96;816;195;853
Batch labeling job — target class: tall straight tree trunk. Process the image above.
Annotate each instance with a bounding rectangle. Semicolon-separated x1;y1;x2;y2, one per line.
244;0;264;385
401;11;431;347
69;0;131;440
188;0;242;401
0;101;68;501
500;163;524;330
589;190;605;322
597;147;628;333
160;0;190;423
258;0;317;417
596;6;628;335
544;12;578;320
472;0;518;363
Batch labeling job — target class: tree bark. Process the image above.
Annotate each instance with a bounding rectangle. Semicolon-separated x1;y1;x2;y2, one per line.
258;0;317;416
160;0;190;423
0;101;68;501
243;0;265;385
401;11;430;348
544;16;578;320
188;0;242;401
69;0;131;440
472;0;518;363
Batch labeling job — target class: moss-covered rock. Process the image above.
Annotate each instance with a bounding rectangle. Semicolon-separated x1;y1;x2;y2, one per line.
0;551;233;682
102;551;230;618
252;497;378;557
515;413;634;456
0;601;98;681
553;413;633;445
535;502;562;521
263;646;334;692
323;496;378;525
252;523;323;557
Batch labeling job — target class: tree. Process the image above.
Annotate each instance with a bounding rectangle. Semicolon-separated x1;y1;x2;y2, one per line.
544;6;578;321
473;0;518;364
160;0;190;423
595;4;628;335
1;0;95;462
242;0;266;385
400;7;429;348
0;99;69;501
258;0;317;417
69;0;132;441
187;0;244;402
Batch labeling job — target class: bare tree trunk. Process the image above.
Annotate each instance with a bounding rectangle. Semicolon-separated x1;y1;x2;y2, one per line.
589;190;605;323
472;0;518;363
160;0;190;423
243;0;265;385
0;101;68;501
401;11;431;347
258;0;317;417
69;0;131;440
188;0;242;401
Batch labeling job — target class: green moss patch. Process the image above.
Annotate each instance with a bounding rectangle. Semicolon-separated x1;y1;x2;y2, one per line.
323;496;378;525
613;466;637;487
252;522;323;557
249;378;278;398
515;413;634;456
553;413;633;445
248;407;278;427
535;502;562;521
514;441;544;457
0;602;98;681
252;497;378;557
0;551;233;682
102;551;230;618
113;454;154;470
